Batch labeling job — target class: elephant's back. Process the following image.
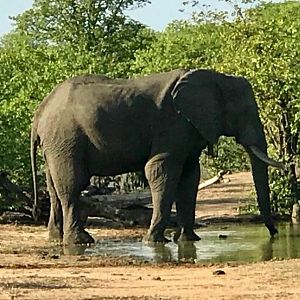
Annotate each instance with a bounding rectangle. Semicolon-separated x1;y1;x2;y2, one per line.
34;79;74;121
34;81;81;147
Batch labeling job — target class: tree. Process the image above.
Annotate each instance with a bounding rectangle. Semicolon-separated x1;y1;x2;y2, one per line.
12;0;153;77
132;17;230;75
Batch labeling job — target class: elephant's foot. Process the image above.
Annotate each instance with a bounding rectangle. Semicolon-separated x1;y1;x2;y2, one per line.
48;225;63;243
173;228;201;242
63;228;95;245
265;223;278;237
143;230;171;244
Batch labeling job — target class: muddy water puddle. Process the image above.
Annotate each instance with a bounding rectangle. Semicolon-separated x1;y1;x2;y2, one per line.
69;223;300;263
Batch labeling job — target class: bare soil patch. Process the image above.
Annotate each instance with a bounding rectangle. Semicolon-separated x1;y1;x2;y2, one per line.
197;171;254;218
1;172;299;300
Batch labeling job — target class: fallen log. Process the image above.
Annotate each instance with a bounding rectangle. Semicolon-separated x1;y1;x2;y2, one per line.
198;170;226;190
79;192;178;227
79;192;153;226
0;171;33;215
0;211;33;224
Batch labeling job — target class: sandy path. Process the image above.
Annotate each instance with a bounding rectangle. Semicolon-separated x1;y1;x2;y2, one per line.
197;172;254;218
1;259;300;300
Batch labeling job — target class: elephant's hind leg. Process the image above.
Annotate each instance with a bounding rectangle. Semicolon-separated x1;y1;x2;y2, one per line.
47;157;94;245
45;163;63;243
174;159;201;242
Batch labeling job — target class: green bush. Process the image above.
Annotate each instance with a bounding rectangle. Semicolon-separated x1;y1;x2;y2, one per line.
201;137;250;179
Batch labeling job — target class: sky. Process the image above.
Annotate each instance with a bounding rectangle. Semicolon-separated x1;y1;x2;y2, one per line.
0;0;234;37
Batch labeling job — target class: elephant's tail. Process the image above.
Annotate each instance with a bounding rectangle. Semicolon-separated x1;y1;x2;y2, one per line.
31;125;40;222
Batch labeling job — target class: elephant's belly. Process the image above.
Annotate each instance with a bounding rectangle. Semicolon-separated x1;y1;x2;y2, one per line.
86;145;149;176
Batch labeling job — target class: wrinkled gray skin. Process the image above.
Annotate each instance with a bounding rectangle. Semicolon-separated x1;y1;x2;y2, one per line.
31;69;280;245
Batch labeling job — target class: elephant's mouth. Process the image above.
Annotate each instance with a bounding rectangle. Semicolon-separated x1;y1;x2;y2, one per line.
249;146;284;169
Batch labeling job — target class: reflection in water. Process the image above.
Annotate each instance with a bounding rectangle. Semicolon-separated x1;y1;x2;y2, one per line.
275;223;300;259
260;238;275;261
149;244;173;262
145;242;197;262
60;223;300;264
63;244;88;255
177;241;197;262
259;223;300;261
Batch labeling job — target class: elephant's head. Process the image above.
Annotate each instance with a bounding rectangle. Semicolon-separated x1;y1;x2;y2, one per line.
171;69;283;236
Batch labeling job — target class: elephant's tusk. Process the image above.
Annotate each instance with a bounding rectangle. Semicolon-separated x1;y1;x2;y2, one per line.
249;146;285;169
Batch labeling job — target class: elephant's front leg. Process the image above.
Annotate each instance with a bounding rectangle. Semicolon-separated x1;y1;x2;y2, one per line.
143;154;182;243
174;160;201;242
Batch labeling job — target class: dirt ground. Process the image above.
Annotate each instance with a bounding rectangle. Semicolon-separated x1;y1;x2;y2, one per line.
1;172;300;300
196;171;254;218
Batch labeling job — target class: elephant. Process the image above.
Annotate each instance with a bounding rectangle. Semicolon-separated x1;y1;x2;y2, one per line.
31;68;283;245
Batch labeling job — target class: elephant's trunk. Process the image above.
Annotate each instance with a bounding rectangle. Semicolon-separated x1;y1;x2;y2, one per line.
246;146;278;237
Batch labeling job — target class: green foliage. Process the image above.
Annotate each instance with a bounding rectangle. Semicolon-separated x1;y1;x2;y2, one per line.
132;20;224;74
14;0;149;45
0;33;44;183
13;0;154;77
201;138;250;178
269;169;296;215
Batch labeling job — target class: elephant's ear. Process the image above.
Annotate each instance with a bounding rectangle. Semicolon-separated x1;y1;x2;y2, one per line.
171;69;223;144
